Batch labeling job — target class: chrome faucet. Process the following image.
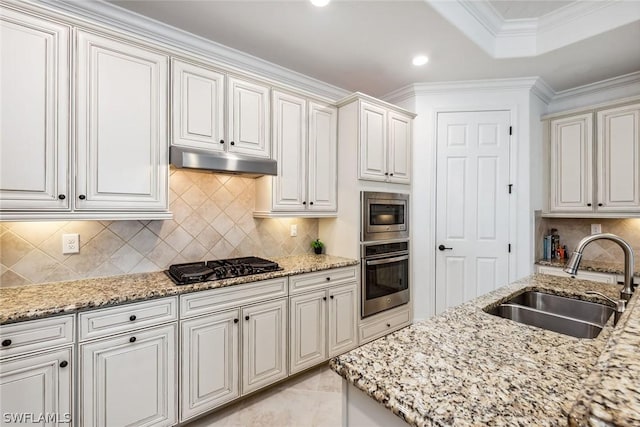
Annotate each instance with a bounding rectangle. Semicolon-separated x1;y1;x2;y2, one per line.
564;233;636;301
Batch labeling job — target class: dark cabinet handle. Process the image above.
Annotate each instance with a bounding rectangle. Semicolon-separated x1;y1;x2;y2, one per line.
1;339;11;347
330;295;334;299
323;296;327;301
326;277;330;281
598;203;603;207
234;318;239;324
129;337;136;343
245;315;250;321
219;139;225;144
309;201;314;205
390;173;394;176
438;245;453;251
129;315;136;321
386;323;391;328
58;194;66;200
384;172;389;176
79;195;86;200
587;203;592;206
302;201;306;205
59;360;68;368
230;141;235;146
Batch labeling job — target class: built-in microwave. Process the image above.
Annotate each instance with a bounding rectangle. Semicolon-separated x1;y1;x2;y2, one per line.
361;191;409;241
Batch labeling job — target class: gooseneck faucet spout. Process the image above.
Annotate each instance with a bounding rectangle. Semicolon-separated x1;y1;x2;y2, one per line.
564;233;636;301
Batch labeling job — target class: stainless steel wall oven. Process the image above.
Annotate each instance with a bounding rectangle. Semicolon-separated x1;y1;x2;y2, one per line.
361;240;410;317
361;191;409;241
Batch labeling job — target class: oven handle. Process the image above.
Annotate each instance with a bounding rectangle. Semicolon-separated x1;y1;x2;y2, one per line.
365;254;409;266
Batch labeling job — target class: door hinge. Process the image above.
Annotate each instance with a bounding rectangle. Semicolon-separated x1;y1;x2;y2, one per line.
509;126;512;135
508;184;513;194
508;244;512;253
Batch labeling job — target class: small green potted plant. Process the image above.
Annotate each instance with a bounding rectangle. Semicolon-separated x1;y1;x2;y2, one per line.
310;238;324;255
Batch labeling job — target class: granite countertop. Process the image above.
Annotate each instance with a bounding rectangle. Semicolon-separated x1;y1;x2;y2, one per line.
536;258;640;277
330;274;640;426
0;254;358;325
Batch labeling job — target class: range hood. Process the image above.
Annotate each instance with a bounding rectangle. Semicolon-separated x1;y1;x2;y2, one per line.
170;146;277;178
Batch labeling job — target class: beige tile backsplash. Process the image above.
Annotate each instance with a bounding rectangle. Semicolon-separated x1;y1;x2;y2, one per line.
536;217;640;262
0;169;319;287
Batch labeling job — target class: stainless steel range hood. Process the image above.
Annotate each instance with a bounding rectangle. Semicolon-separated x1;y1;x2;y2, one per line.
170;146;277;178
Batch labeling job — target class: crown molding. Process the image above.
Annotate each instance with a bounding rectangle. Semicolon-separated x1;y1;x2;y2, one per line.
425;0;640;58
8;0;349;101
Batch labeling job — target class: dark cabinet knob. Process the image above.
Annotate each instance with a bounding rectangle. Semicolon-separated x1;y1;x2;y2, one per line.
309;201;314;205
330;295;334;299
79;195;86;200
384;172;389;176
323;296;327;301
234;318;239;324
1;339;11;347
386;323;391;328
245;315;250;321
129;315;136;321
326;277;330;281
129;337;136;343
59;360;68;368
390;173;394;176
587;203;592;206
302;201;306;205
230;141;235;146
598;203;603;207
58;194;66;200
219;139;225;144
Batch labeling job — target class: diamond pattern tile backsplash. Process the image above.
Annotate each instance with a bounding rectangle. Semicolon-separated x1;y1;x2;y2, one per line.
0;169;319;287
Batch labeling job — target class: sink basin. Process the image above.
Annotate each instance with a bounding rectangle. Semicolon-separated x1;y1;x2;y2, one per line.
486;291;614;339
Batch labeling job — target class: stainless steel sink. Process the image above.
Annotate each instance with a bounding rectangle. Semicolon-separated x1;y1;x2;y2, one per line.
486;291;614;339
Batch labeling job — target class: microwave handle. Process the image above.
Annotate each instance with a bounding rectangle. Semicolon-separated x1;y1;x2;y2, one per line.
365;255;409;266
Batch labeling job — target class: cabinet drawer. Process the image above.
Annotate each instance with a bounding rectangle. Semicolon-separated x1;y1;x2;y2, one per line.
289;266;358;295
359;307;410;344
79;297;178;342
0;315;74;359
180;278;287;319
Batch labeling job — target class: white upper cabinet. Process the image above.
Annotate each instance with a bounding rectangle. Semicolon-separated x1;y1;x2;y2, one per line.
76;30;169;212
549;113;594;212
596;103;640;212
308;101;338;211
359;102;388;181
172;59;225;152
387;111;412;184
228;76;271;158
0;9;70;211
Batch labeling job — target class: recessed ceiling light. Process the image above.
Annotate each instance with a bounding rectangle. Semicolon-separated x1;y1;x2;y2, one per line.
310;0;330;7
412;55;429;66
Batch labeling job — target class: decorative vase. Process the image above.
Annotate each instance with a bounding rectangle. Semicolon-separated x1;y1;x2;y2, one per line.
314;247;322;255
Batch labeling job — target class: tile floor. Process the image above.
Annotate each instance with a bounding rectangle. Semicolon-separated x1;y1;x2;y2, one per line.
186;365;343;427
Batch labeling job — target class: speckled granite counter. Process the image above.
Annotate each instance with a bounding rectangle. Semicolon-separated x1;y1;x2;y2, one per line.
0;254;358;325
536;258;640;277
330;274;640;426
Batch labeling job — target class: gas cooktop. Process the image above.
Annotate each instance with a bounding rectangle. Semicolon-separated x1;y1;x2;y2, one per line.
166;256;282;286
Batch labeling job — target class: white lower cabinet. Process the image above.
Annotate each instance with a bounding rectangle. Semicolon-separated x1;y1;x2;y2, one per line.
79;323;177;427
0;348;73;426
328;283;358;357
241;299;288;395
180;310;239;422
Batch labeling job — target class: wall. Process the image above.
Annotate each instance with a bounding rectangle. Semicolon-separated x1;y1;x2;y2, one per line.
536;217;640;262
0;168;318;287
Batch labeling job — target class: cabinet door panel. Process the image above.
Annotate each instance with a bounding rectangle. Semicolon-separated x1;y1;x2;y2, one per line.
241;299;287;395
597;104;640;212
549;114;593;212
180;310;239;422
388;112;411;184
272;91;306;210
308;102;337;211
76;31;168;211
0;10;69;210
172;59;225;151
0;348;72;427
289;291;326;374
328;283;358;357
80;324;176;427
228;77;270;158
359;102;387;181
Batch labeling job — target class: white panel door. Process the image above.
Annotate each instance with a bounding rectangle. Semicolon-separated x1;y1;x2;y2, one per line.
387;111;412;184
180;310;239;422
241;299;287;395
272;90;307;211
0;9;70;210
435;111;511;313
228;76;270;158
0;348;72;427
549;114;594;212
172;59;225;151
76;30;168;211
359;102;387;181
596;103;640;212
80;324;177;427
308;101;338;212
289;290;327;374
328;283;358;357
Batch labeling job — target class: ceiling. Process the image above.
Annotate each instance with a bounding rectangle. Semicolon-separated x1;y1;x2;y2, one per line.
109;0;640;97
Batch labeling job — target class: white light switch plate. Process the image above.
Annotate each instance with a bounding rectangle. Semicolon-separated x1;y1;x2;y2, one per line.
290;224;298;237
591;224;602;235
62;233;80;254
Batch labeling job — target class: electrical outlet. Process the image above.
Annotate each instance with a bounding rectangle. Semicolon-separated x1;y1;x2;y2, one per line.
62;233;80;254
591;224;602;235
290;224;298;237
